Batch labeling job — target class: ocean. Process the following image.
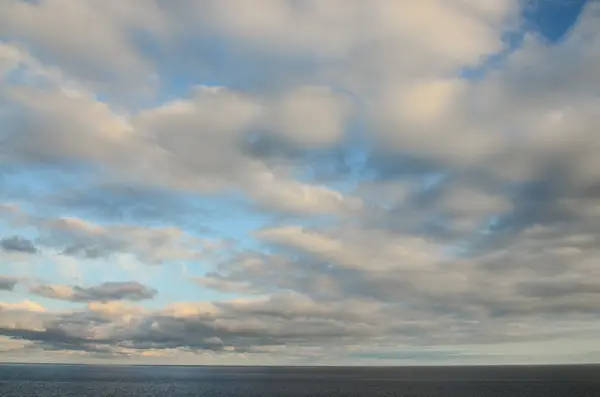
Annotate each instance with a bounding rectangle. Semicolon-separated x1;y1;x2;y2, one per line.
0;363;599;396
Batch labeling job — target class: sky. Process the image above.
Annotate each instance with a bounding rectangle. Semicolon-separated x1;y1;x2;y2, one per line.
1;0;600;366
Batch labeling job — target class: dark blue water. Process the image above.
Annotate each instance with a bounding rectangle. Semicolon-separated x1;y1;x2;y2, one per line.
1;363;599;396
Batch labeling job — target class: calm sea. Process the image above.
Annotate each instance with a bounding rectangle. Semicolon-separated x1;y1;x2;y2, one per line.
0;363;599;396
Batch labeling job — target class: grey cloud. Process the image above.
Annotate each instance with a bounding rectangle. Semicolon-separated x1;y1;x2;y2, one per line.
0;293;380;355
31;281;157;302
0;308;118;353
0;327;97;351
2;289;597;360
487;297;600;318
484;170;575;237
0;207;208;265
517;279;600;299
241;131;304;163
192;275;265;296
0;236;38;254
196;213;600;329
61;244;106;260
364;151;446;181
0;276;18;291
72;282;157;302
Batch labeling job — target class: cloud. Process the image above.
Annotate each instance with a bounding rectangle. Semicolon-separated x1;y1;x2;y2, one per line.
0;0;165;97
0;0;513;99
191;276;264;296
0;276;18;291
0;294;382;355
518;278;600;299
30;281;157;302
197;207;600;328
176;0;515;66
1;46;360;216
265;86;352;147
0;300;45;313
1;287;598;363
0;236;39;254
2;0;600;365
130;85;362;215
40;217;204;264
255;225;444;272
1;205;210;265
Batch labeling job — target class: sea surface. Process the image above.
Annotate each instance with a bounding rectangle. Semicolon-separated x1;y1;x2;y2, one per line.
0;363;599;396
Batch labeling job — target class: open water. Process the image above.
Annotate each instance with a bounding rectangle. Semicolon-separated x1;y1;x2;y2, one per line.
0;363;599;396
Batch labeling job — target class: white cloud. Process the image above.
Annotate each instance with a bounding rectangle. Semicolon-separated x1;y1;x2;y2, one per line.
1;46;360;215
186;0;515;64
256;225;445;272
0;0;164;95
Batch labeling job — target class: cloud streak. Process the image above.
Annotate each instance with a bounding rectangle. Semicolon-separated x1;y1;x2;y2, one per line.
30;282;157;303
0;236;38;254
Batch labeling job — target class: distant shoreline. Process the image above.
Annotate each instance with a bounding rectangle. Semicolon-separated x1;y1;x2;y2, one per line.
1;362;600;368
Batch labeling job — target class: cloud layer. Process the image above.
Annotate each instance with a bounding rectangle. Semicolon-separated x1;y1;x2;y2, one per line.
30;282;157;303
1;0;600;365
